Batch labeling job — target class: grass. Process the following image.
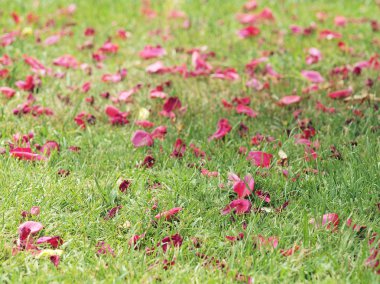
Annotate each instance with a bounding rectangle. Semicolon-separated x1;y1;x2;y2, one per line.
0;0;379;282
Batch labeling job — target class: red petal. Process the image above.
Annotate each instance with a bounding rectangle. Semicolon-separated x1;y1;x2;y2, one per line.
328;89;352;99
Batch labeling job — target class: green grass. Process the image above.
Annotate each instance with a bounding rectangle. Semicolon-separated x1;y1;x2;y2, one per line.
0;0;379;282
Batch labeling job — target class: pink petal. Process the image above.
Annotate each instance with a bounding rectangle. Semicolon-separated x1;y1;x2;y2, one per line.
10;147;46;161
146;61;169;74
161;97;182;117
30;206;40;216
131;130;154;148
96;241;115;256
246;151;273;168
322;213;340;231
0;86;16;98
104;205;122;220
159;234;183;253
50;255;60;267
238;26;260;38
36;236;63;248
135;120;154;128
228;173;241;183
155;207;183;220
18;221;43;235
255;190;271;203
212;68;240;81
236;104;258;117
301;70;324;83
53;54;79;69
233;181;251;198
278;96;301;106
171;139;186;158
105;105;120;117
226;233;244;242
222;199;252;215
280;245;300;257
128;233;146;248
310;213;340;231
139;45;166;59
319;30;342;40
44;35;60;46
151;126;167;140
40;141;60;156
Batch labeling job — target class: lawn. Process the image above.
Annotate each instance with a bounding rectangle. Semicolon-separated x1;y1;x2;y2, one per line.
0;0;379;283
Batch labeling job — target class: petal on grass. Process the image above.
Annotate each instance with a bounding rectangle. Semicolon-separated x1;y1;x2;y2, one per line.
155;207;183;220
301;70;324;83
278;96;301;106
131;130;154;148
209;119;232;141
18;221;43;235
246;151;273;168
222;199;252;215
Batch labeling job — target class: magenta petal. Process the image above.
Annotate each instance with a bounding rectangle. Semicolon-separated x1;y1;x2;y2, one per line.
150;126;167;140
96;241;115;256
139;45;166;60
155;207;183;220
244;174;255;191
30;206;40;216
301;70;324;83
222;199;251;215
228;173;241;183
0;86;16;98
233;181;250;198
131;130;154;148
50;255;60;267
255;190;271;203
171;139;186;158
18;221;43;235
321;213;340;231
209;118;232;140
40;141;60;156
161;97;181;117
236;104;257;117
36;236;64;248
10;147;46;161
105;105;121;117
128;233;146;247
159;234;183;252
328;89;352;99
278;96;301;106
246;151;273;168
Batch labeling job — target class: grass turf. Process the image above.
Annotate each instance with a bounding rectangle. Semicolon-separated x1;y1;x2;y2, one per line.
0;0;379;283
